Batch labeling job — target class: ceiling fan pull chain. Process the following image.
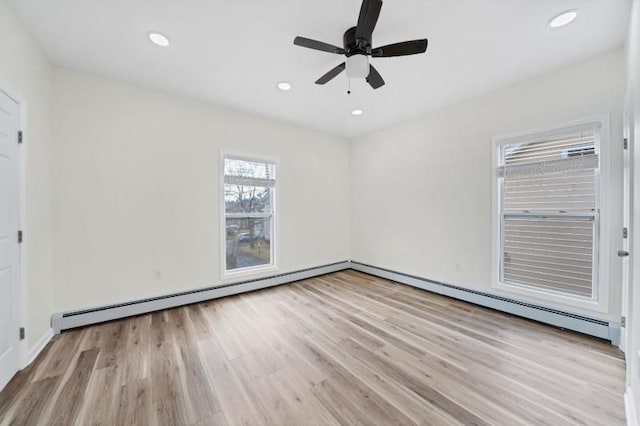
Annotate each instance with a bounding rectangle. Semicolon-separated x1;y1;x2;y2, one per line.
347;79;351;95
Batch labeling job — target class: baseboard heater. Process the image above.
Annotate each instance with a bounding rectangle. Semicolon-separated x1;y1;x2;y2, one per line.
51;260;620;345
349;261;620;344
51;261;350;333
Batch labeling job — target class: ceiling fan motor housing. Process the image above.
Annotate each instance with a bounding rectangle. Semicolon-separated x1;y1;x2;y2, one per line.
343;26;371;56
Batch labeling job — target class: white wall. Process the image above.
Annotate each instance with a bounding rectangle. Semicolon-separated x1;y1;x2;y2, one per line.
51;69;350;312
350;48;625;320
0;2;55;348
626;0;640;422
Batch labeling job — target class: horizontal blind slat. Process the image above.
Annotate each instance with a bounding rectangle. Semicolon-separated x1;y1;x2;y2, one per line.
503;269;593;289
498;155;598;178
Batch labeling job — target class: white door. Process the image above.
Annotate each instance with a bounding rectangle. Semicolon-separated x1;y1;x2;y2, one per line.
0;90;21;390
621;108;633;352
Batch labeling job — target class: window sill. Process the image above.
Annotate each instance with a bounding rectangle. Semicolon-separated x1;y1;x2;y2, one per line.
492;280;607;314
221;264;279;281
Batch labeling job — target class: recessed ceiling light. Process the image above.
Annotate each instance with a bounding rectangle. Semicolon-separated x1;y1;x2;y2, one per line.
148;32;170;47
277;82;292;91
548;10;578;28
351;109;364;116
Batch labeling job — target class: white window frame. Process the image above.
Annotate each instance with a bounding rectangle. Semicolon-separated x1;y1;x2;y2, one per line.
220;151;278;278
491;116;611;313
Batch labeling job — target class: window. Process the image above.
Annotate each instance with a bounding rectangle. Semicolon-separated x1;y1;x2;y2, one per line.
222;155;276;274
494;120;604;302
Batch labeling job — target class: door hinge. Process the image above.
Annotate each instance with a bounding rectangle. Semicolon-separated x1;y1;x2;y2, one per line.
623;227;628;239
19;327;25;340
17;230;23;244
621;316;626;327
17;131;23;144
624;138;628;150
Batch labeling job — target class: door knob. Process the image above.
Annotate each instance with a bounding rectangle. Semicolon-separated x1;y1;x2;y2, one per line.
618;250;629;257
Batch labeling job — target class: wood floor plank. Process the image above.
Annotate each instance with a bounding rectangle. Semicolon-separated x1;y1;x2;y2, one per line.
285;329;418;425
198;338;266;426
229;354;299;426
123;314;151;383
116;378;152;426
4;377;57;426
31;329;83;381
267;366;341;426
46;348;99;425
0;271;626;425
149;312;189;426
0;341;52;423
167;308;221;424
94;320;129;371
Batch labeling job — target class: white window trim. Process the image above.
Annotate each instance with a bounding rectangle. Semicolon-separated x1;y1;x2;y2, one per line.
491;115;611;313
220;150;279;279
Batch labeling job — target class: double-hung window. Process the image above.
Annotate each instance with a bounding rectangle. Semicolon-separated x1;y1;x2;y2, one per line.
222;155;276;275
494;120;605;302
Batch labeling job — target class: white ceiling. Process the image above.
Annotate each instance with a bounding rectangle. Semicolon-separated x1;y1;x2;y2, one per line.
7;0;631;138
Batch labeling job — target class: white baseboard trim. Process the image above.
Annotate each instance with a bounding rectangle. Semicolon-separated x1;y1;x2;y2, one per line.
627;387;639;426
52;261;350;333
350;261;617;342
24;328;53;368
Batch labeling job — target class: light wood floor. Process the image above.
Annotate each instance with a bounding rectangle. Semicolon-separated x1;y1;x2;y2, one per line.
0;270;626;425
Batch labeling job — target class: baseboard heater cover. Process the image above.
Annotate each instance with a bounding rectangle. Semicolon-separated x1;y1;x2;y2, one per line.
51;260;620;344
51;261;350;333
349;261;619;344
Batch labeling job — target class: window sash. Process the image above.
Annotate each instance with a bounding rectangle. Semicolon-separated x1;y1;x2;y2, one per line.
222;155;276;275
499;213;597;299
496;123;600;301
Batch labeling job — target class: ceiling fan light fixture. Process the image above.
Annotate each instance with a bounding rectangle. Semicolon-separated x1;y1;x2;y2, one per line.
351;109;364;116
346;54;370;79
277;82;292;91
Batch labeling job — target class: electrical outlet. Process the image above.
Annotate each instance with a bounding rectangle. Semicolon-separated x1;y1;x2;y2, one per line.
154;269;163;280
455;263;461;272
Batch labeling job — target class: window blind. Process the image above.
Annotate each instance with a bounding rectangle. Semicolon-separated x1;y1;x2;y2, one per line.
224;158;275;187
502;216;594;297
498;125;599;298
502;168;596;212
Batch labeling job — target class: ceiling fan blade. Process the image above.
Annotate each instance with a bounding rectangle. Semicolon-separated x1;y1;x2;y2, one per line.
315;62;346;85
372;39;428;57
356;0;383;41
294;36;345;54
366;65;385;89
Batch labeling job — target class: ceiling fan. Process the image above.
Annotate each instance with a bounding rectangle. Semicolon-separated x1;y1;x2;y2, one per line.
293;0;428;90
